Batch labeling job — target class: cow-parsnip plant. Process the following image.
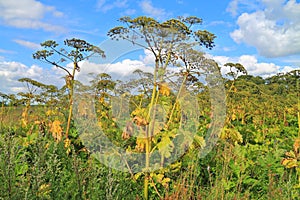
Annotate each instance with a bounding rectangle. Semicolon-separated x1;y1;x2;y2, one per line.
33;39;105;138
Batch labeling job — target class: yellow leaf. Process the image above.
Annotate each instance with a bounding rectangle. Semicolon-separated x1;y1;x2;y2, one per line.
221;127;243;144
131;107;147;119
122;131;131;140
46;110;54;116
50;120;63;142
150;173;171;188
285;151;296;158
161;177;171;187
38;183;51;196
64;138;71;154
151;173;164;183
99;96;105;103
64;138;71;148
193;135;206;149
231;113;236;121
158;83;171;96
34;120;41;124
169;162;182;173
134;172;142;180
293;138;300;153
21;109;28;127
135;137;146;152
133;116;148;126
122;121;134;140
281;158;298;168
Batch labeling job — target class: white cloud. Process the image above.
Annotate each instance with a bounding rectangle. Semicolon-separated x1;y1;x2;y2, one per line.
208;20;232;27
0;48;15;54
1;52;296;94
282;56;300;66
14;39;40;50
122;9;136;15
96;0;128;12
106;59;152;75
238;55;279;76
227;0;239;16
230;0;300;57
7;19;65;32
0;0;65;32
39;49;156;86
211;55;232;66
77;58;154;85
226;0;261;17
139;0;170;20
139;49;155;66
0;61;64;94
211;54;296;77
281;66;296;73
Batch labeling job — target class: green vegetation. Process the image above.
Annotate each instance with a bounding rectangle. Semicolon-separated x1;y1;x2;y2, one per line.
0;16;299;200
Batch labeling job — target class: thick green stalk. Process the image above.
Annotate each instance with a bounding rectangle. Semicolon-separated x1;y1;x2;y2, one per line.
65;61;77;138
144;58;159;200
166;74;188;128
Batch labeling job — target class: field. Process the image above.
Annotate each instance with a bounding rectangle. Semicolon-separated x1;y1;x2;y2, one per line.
1;70;299;200
0;17;300;200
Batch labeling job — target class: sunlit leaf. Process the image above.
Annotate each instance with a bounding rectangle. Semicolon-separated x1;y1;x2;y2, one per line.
281;158;298;168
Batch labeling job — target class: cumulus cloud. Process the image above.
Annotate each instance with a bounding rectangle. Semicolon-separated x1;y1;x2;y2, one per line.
139;49;155;66
13;39;40;50
281;66;296;73
139;0;170;20
0;61;65;94
77;52;154;84
238;55;280;76
1;51;296;94
230;0;300;57
0;0;65;32
0;48;158;94
211;54;295;77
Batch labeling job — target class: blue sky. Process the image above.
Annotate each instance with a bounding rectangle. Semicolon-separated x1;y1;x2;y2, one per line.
0;0;299;94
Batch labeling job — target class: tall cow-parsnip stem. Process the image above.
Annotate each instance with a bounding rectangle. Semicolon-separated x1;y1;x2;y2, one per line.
17;78;48;127
33;39;105;138
108;16;216;200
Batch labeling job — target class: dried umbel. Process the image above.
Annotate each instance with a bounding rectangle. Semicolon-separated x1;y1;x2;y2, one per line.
50;120;63;142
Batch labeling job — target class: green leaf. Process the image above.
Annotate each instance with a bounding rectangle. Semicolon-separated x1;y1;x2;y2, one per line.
157;136;174;158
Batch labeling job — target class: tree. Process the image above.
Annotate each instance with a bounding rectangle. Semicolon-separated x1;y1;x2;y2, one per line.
33;38;105;138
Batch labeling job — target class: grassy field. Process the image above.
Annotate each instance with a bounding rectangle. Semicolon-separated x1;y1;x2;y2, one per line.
0;71;299;200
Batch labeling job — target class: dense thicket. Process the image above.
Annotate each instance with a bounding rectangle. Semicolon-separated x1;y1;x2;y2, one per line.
0;69;299;200
0;15;299;200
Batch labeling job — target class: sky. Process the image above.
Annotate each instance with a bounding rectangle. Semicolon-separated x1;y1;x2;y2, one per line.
0;0;299;94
